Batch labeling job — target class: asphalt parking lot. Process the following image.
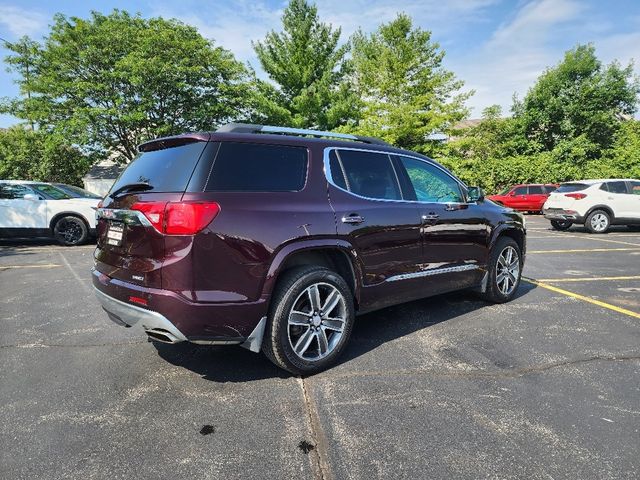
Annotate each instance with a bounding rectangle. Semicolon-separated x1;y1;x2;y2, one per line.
1;215;639;480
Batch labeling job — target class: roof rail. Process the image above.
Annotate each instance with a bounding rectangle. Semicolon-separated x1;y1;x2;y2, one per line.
216;123;390;146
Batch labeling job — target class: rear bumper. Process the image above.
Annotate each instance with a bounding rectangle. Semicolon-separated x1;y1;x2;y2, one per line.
92;268;267;347
94;287;187;343
543;208;584;222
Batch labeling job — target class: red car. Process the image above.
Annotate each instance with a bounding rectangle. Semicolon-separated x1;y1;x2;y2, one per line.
488;184;558;212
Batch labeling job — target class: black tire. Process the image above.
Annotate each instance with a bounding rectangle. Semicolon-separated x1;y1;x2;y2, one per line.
550;219;572;231
585;210;610;234
53;215;88;246
262;266;355;375
477;237;522;304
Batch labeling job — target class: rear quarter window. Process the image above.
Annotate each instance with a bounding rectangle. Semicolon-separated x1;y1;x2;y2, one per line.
206;142;307;192
111;141;207;193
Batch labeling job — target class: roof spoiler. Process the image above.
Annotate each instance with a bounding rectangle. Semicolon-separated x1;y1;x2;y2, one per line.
138;133;211;152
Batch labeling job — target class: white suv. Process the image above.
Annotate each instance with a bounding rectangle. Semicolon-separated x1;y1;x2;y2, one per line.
0;180;100;245
543;179;640;233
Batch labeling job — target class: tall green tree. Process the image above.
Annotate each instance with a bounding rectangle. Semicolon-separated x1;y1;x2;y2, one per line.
0;127;92;185
1;10;252;162
514;44;639;156
253;0;356;129
346;14;470;154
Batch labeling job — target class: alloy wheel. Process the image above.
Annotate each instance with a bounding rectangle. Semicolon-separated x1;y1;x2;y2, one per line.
54;218;84;245
496;246;520;296
287;282;347;361
590;213;608;232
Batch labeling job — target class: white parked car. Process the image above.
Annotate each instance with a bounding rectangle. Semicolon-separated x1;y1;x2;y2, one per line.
0;180;101;245
543;179;640;233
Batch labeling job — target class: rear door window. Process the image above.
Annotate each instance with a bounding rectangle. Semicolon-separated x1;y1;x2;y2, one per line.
111;141;207;194
206;142;307;192
606;181;629;194
0;184;33;199
556;183;588;193
334;150;401;200
528;186;544;194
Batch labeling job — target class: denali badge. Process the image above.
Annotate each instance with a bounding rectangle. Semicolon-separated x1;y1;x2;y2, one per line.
132;275;144;281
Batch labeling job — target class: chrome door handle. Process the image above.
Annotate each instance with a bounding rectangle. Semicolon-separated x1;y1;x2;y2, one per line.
342;214;365;225
422;214;439;221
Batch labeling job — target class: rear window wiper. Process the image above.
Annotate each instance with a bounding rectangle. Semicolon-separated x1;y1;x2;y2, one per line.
109;182;154;199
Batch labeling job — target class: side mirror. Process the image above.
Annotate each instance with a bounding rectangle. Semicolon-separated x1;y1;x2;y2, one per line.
23;193;41;201
468;186;485;202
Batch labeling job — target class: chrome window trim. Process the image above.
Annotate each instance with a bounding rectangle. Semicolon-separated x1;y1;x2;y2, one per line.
386;264;479;282
323;146;470;205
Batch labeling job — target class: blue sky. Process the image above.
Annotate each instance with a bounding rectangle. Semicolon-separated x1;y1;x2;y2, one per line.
0;0;639;127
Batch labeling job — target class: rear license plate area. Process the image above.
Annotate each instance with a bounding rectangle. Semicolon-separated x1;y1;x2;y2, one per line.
106;222;124;246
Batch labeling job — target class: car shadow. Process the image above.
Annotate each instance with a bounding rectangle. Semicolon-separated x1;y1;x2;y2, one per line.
153;282;537;383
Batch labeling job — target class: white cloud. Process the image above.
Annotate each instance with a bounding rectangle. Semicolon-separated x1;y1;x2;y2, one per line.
451;0;590;116
0;4;47;38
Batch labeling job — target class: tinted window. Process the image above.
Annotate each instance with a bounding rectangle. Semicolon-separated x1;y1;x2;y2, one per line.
328;150;347;190
556;183;588;193
111;141;207;194
513;186;528;195
399;156;463;203
336;150;401;200
630;181;640;195
32;184;72;200
606;181;628;194
54;183;101;199
544;185;557;193
206;142;307;192
528;185;544;194
0;184;33;199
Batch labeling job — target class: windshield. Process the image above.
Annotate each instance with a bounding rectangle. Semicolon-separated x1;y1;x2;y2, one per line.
556;183;588;193
31;184;72;200
54;183;101;199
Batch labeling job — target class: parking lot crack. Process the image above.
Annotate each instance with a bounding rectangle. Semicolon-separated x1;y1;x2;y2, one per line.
298;377;333;480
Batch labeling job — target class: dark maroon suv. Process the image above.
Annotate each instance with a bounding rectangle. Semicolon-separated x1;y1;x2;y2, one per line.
93;123;526;374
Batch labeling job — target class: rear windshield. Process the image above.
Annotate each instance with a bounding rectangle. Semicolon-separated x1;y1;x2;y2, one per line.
555;183;588;193
206;142;307;192
110;141;207;194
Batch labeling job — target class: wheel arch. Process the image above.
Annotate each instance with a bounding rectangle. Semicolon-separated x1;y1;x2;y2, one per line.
262;240;362;311
49;211;91;232
585;205;615;220
491;224;526;258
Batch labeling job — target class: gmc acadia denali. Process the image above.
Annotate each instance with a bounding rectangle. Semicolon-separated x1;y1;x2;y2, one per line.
93;123;526;374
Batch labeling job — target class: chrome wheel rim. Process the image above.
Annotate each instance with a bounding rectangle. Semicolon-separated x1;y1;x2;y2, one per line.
54;218;83;244
496;246;520;296
287;282;347;361
590;213;608;232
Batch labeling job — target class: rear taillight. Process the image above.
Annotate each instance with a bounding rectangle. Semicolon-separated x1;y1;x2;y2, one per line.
565;193;587;200
131;201;220;235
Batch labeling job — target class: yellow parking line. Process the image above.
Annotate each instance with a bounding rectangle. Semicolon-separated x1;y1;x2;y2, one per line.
528;247;640;254
0;264;61;269
523;277;640;319
540;232;640;247
536;275;640;283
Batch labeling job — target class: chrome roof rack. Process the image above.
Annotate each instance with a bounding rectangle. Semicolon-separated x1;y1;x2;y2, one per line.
216;123;390;146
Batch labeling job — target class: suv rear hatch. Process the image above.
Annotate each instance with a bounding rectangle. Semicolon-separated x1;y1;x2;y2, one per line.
545;182;590;210
95;134;216;289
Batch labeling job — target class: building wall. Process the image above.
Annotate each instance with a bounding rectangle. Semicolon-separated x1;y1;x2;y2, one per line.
83;179;115;197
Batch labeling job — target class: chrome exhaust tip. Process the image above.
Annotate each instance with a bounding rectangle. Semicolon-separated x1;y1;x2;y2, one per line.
145;328;181;344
